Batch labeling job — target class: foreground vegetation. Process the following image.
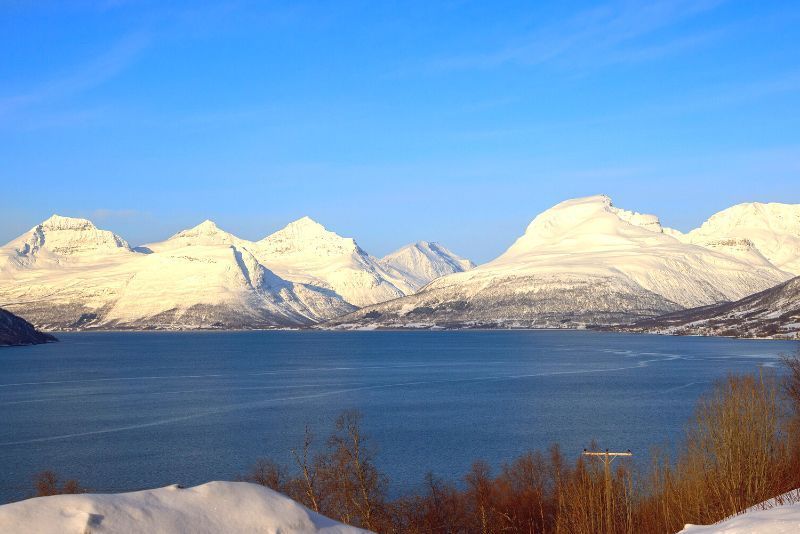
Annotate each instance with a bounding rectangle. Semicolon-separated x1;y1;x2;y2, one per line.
34;353;800;533
239;354;800;533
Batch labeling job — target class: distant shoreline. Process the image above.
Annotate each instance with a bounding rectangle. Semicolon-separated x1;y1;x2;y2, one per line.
33;326;799;342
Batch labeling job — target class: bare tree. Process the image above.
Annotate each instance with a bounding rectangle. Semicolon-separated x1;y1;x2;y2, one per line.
291;425;321;512
34;470;84;497
243;459;287;492
322;410;387;531
782;349;800;413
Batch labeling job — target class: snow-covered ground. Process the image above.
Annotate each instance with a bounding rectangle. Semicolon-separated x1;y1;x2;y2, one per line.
0;481;371;534
680;490;800;533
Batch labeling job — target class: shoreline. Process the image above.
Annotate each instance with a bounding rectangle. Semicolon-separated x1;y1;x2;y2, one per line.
35;326;800;342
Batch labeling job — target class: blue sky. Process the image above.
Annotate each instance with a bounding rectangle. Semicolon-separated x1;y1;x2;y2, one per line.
1;0;798;263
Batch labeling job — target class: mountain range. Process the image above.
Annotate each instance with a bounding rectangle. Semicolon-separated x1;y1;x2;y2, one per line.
1;195;798;335
329;196;798;330
0;215;473;329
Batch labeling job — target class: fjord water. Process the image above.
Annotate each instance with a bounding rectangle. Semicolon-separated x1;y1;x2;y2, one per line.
0;331;797;504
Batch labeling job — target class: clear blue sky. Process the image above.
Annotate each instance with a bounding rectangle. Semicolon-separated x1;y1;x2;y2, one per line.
1;1;798;263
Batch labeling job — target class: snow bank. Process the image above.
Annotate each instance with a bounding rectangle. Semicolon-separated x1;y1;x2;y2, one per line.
680;490;800;533
0;481;371;534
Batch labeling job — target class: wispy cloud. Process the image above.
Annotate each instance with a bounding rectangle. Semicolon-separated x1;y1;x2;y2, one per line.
0;32;150;118
422;0;727;73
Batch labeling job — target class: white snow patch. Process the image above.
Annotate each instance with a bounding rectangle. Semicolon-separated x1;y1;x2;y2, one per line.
0;481;371;534
680;490;800;533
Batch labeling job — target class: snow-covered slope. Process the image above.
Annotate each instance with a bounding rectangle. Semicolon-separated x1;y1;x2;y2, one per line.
143;219;248;252
254;217;414;306
0;214;135;272
99;243;354;329
681;202;800;275
680;490;800;533
0;217;354;329
380;241;475;291
328;196;791;328
4;199;797;331
0;481;370;534
624;275;800;339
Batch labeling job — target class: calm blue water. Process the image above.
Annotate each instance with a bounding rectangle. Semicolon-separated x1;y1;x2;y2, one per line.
0;331;797;504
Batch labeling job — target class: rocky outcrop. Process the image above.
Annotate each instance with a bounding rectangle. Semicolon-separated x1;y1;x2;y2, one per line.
0;308;57;346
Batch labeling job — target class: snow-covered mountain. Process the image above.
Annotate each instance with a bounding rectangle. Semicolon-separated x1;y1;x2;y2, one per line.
253;217;415;307
3;198;798;331
680;490;800;533
143;219;248;252
680;202;800;275
0;215;471;329
0;217;355;329
0;214;135;271
327;195;792;328
380;241;475;291
623;276;800;339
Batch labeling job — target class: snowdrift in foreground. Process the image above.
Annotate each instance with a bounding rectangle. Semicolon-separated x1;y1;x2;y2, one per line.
0;481;371;534
680;491;800;533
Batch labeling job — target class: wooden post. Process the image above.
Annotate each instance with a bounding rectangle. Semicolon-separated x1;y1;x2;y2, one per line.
604;450;611;534
582;449;632;534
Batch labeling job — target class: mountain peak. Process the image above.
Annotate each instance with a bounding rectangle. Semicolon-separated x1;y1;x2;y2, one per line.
173;219;225;238
259;216;333;243
686;200;800;274
284;216;327;233
40;214;97;231
259;217;357;254
522;194;659;236
2;215;132;260
196;219;219;230
700;201;800;229
145;219;242;252
499;195;666;261
381;240;475;290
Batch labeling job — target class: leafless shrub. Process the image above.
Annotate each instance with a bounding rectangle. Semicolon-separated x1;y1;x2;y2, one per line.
245;367;799;533
33;470;84;497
